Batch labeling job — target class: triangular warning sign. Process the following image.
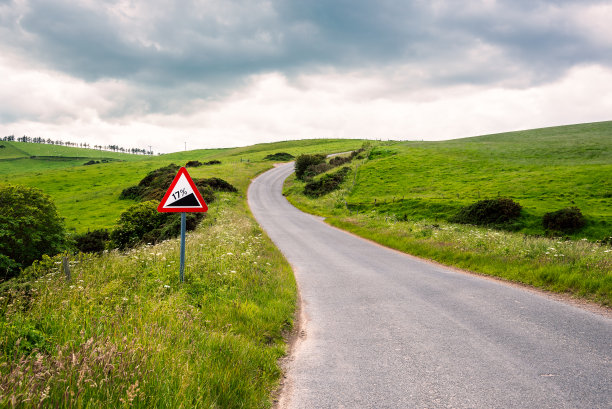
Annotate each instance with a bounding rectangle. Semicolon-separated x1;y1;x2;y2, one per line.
157;167;208;212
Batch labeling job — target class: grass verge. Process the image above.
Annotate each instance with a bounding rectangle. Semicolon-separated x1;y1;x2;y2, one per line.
0;194;296;408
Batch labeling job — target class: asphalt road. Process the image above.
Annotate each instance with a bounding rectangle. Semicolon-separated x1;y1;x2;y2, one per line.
248;163;612;409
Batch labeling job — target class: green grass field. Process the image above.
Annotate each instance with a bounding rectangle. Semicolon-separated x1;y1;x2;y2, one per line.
348;121;612;240
0;139;363;233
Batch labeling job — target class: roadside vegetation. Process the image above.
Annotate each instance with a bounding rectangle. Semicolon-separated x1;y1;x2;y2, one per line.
284;122;612;306
0;138;363;407
1;195;296;408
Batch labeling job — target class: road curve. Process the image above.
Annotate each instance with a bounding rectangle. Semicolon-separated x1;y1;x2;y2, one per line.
248;163;612;409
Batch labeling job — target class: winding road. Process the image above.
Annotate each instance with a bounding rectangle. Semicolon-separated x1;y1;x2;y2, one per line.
248;163;612;409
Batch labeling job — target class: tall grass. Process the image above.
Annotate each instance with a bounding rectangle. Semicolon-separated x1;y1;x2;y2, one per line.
329;213;611;305
0;195;296;408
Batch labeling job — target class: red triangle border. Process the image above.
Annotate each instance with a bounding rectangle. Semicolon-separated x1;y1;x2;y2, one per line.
157;167;208;213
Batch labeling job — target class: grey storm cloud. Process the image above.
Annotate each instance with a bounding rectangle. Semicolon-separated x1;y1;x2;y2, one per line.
1;0;611;121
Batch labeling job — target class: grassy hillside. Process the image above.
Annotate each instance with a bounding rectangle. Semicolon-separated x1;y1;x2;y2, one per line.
284;122;612;305
0;141;149;175
1;139;363;233
348;121;612;240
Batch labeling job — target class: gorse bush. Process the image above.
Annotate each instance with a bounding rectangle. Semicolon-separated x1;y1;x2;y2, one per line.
264;152;294;161
119;164;234;203
451;197;522;226
304;167;351;197
295;154;326;180
543;207;586;233
185;160;203;167
73;229;110;253
110;201;204;249
0;185;66;280
328;149;364;167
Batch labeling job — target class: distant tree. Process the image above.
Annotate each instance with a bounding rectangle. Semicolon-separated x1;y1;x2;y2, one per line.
0;185;66;280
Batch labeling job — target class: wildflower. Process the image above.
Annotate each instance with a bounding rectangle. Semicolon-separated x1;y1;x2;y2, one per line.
164;285;171;289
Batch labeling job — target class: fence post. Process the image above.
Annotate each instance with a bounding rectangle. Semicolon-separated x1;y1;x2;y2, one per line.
62;256;71;281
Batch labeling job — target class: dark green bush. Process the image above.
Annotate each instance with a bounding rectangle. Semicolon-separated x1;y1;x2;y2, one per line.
295;154;326;180
204;160;222;165
305;162;332;178
119;164;234;203
0;185;66;280
110;201;204;249
543;207;586;233
197;177;237;193
73;229;110;253
185;160;203;167
304;167;351;197
83;160;100;166
451;197;522;226
264;152;294;161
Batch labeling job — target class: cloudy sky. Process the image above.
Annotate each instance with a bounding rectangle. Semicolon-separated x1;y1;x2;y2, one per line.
1;0;611;153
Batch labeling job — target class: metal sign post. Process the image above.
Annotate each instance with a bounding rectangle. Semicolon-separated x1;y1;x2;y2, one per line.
180;212;186;282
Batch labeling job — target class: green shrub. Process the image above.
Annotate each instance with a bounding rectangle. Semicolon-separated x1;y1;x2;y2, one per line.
543;207;586;233
119;164;233;203
204;160;222;165
264;152;294;161
451;197;522;226
197;177;237;193
110;201;204;250
305;162;333;178
0;321;50;357
304;167;351;197
295;154;326;180
73;229;110;253
185;160;203;167
0;185;66;280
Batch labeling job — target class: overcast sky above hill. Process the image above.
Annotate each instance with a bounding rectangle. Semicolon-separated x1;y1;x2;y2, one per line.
1;0;611;153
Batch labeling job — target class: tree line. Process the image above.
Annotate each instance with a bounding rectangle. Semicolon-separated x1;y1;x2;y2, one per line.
2;134;154;155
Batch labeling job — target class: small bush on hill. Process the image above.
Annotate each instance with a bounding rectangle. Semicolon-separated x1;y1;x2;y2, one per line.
306;162;333;177
119;164;234;203
110;201;204;249
329;149;364;167
451;197;522;226
0;185;66;280
185;160;202;167
543;207;586;233
197;177;237;193
83;160;100;166
264;152;295;161
73;229;110;253
295;154;326;180
304;167;351;197
204;160;222;165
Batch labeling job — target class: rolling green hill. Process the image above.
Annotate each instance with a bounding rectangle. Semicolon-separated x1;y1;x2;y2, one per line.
348;121;612;240
0;141;149;175
0;139;364;233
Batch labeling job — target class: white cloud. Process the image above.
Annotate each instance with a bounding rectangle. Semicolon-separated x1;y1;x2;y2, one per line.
5;64;611;153
1;1;611;153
